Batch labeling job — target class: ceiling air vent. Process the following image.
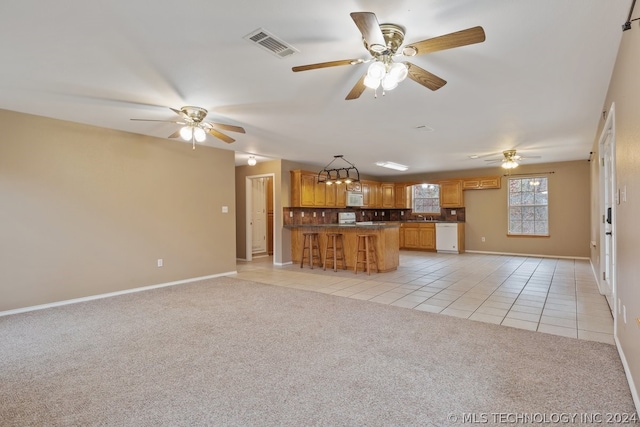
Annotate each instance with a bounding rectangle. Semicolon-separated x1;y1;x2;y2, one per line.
243;28;298;59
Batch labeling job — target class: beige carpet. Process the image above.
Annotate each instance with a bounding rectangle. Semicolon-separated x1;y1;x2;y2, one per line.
0;277;636;426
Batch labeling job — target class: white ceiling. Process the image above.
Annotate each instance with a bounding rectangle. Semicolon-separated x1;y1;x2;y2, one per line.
0;1;631;177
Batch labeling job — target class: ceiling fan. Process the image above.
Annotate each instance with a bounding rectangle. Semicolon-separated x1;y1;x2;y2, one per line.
292;12;486;100
485;150;541;169
131;106;245;149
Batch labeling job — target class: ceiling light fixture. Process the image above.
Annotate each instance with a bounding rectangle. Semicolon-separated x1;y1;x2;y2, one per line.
247;156;257;166
317;155;360;186
501;159;519;169
375;161;409;171
363;60;409;94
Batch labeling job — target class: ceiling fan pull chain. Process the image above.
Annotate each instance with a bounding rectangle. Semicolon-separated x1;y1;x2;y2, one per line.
192;134;196;150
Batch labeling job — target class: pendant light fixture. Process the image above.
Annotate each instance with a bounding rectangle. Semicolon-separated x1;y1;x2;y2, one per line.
317;155;360;185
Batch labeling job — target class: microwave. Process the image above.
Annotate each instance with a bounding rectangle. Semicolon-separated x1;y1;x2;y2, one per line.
346;191;364;207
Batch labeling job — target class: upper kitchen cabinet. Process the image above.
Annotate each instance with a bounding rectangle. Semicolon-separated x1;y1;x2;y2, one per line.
381;183;395;208
291;170;346;207
361;180;379;208
394;183;411;208
439;180;464;208
462;176;501;190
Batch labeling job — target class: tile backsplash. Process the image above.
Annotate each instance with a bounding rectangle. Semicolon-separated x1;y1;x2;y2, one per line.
283;207;465;225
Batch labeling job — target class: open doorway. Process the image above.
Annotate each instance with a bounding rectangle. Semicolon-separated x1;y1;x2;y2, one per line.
599;103;616;312
245;174;275;262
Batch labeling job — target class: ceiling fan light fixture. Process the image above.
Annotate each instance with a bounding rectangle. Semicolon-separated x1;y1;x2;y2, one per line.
367;62;386;80
388;62;408;82
501;159;519;169
247;156;257;166
364;74;381;89
381;75;398;91
193;126;207;143
179;126;193;141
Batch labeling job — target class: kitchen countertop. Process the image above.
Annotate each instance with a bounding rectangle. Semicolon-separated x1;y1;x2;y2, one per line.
284;221;464;229
284;223;400;229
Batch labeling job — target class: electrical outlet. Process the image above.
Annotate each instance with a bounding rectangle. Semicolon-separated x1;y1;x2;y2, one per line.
157;259;163;268
401;211;404;216
451;210;456;215
221;206;228;213
289;211;293;218
313;212;316;217
481;237;486;242
322;212;325;217
301;212;304;217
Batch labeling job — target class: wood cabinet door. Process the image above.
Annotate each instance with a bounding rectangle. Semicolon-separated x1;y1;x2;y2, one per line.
313;179;326;206
419;227;436;250
300;173;316;206
394;184;408;208
381;184;394;208
362;182;371;207
440;180;464;207
403;227;419;248
325;182;336;206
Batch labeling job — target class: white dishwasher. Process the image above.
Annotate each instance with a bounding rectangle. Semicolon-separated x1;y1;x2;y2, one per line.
435;223;459;253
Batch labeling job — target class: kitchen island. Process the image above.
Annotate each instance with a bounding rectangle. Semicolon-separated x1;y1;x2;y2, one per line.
285;223;400;272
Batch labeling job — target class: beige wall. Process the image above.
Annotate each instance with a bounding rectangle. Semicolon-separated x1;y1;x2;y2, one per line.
594;22;640;404
0;109;237;312
391;161;591;258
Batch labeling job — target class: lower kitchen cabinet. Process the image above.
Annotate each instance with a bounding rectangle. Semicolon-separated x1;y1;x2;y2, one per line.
400;223;435;251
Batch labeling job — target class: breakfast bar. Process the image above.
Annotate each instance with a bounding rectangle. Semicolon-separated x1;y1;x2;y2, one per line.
286;223;400;272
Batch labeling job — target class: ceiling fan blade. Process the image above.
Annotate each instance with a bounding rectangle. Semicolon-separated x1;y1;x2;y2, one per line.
207;128;235;144
207;122;246;134
345;74;367;100
170;107;188;119
292;59;363;72
350;12;386;52
406;63;447;91
168;130;181;139
406;26;485;56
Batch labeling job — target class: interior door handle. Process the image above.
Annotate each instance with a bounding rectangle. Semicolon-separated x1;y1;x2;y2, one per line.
606;231;612;235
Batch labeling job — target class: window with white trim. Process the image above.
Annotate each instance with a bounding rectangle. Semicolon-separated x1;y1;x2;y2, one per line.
412;184;440;213
508;177;549;236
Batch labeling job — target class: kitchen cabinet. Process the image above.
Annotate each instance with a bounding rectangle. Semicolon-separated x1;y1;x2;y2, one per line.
394;183;410;208
400;222;435;251
439;180;464;208
291;170;346;207
462;176;501;190
361;180;379;208
381;183;395;208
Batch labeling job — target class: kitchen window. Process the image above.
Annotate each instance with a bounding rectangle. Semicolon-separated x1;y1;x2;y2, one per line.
508;177;549;236
412;183;440;213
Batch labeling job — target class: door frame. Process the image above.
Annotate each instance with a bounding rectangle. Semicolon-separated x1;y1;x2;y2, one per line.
245;173;276;263
598;103;616;311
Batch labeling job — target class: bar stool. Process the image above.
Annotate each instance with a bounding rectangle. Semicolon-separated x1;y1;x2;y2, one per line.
323;233;346;272
300;232;322;269
354;234;378;275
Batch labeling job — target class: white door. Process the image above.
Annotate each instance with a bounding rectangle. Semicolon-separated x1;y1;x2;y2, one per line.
599;106;616;311
251;178;267;254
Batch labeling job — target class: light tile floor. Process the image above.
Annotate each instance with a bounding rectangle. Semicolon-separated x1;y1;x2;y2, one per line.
235;251;615;345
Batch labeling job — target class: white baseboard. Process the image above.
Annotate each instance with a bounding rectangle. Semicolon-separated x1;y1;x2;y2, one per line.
0;271;237;317
465;250;589;260
274;261;293;266
615;335;640;415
